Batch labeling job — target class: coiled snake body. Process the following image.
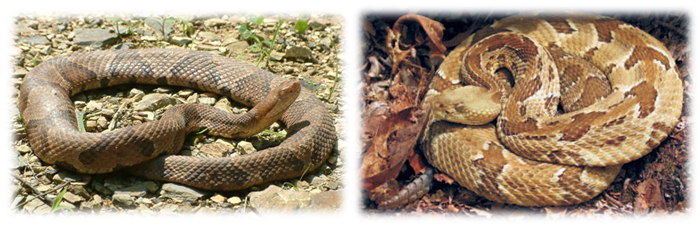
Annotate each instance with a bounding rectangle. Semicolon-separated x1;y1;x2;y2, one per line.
423;15;682;206
19;49;336;191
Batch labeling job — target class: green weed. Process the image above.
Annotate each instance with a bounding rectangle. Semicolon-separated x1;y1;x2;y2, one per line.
50;187;73;213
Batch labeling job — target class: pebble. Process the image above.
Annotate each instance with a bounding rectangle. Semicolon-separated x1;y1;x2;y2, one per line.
85;100;103;111
227;196;242;205
170;36;192;46
53;171;82;183
226;41;249;55
210;194;226;204
20;36;51;45
178;89;194;97
85;120;97;131
198;97;216;106
61;191;84;204
160;183;210;203
248;185;311;212
134;94;176;111
214;98;233;113
112;193;134;206
145;17;174;38
16;145;31;154
97;116;109;129
73;28;118;47
236;141;256;154
285;46;313;61
203;18;229;27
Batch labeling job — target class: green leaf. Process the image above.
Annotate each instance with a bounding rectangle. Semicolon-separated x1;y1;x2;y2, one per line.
50;187;72;213
294;20;308;34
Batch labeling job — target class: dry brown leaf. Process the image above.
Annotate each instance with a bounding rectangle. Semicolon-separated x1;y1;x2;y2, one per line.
361;108;427;190
433;173;455;185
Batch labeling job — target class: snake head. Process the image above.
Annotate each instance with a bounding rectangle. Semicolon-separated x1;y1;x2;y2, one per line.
265;79;302;118
431;85;501;125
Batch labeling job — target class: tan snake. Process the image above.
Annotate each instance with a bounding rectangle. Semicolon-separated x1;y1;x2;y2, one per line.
421;14;683;206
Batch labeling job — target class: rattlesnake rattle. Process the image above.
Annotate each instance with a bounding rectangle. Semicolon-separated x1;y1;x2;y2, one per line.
379;14;682;208
19;49;337;191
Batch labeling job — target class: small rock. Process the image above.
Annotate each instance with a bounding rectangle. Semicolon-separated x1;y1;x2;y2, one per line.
226;41;249;55
84;120;97;131
236;141;256;154
308;190;342;210
20;36;50;45
285;46;313;61
112;193;134;206
115;183;149;198
270;50;285;61
73;28;118;47
144;181;159;193
227;196;242;205
210;194;226;204
200;142;231;157
169;36;192;46
198;97;216;106
53;171;82;183
130;88;145;99
214;98;233;113
248;185;311;212
16;145;31;154
145;17;174;38
61;191;84;204
85;100;103;111
319;36;333;51
186;93;199;104
198;31;219;41
178;89;194;97
97;116;109;129
134;94;176;111
203;18;229;27
160;183;211;203
308;21;327;30
101;109;116;118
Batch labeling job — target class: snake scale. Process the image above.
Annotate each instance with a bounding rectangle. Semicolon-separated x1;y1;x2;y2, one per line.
19;49;336;191
420;15;683;206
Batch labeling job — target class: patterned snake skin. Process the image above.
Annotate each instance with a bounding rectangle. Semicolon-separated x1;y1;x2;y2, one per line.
423;15;683;206
19;49;336;191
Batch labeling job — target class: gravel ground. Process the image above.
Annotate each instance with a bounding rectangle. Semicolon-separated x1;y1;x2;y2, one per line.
11;14;345;214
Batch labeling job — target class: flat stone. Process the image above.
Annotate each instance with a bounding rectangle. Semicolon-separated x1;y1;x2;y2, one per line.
248;185;311;212
20;36;50;45
309;190;341;210
134;94;176;111
53;171;82;183
198;97;216;106
200;142;231;157
284;46;313;61
198;31;219;41
61;191;84;204
203;18;229;27
178;89;194;97
145;17;174;38
160;183;210;203
73;28;118;47
115;182;149;198
169;36;192;46
112;193;134;206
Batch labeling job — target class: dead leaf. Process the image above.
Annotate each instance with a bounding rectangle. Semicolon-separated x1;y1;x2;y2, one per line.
433;173;455;185
361;108;428;190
